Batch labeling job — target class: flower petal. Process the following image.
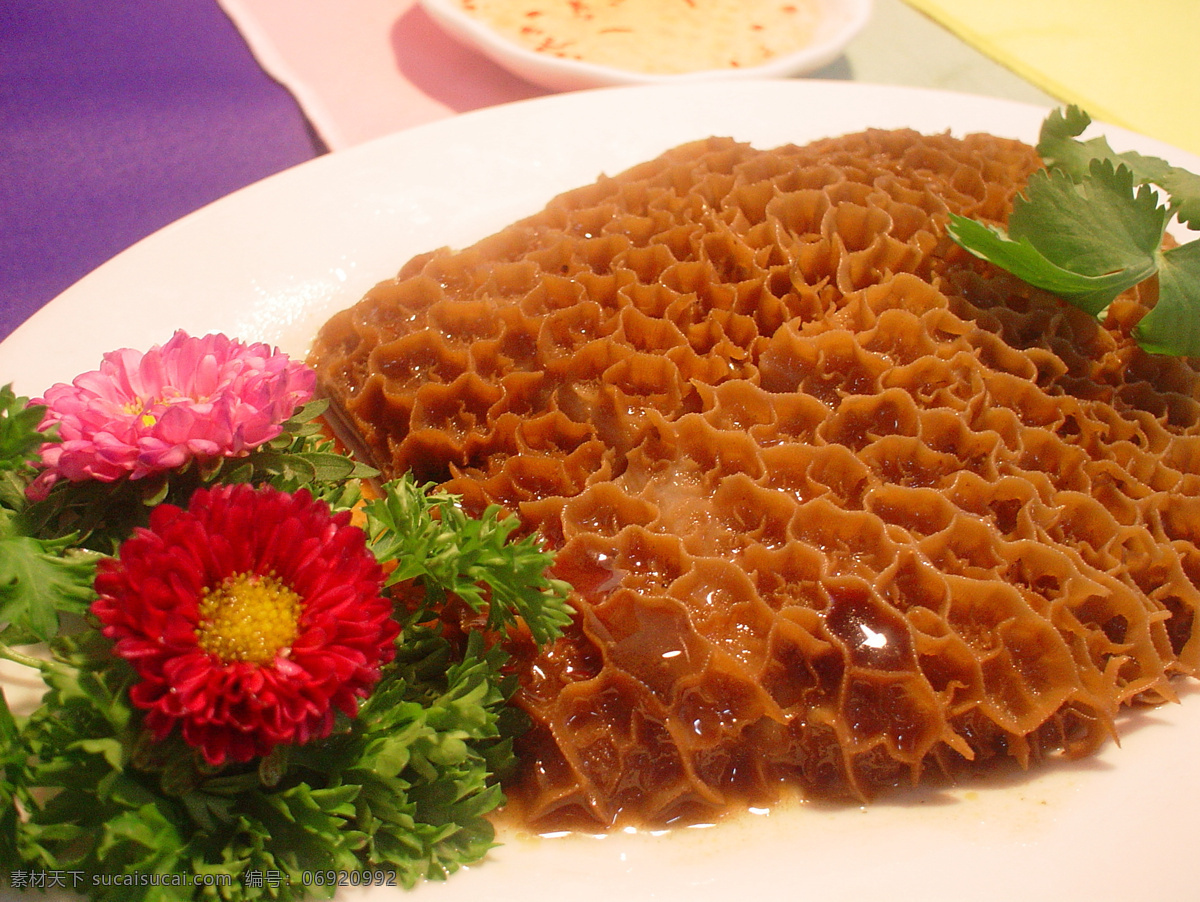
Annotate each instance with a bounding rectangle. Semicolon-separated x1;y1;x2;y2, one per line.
91;483;395;764
27;331;314;494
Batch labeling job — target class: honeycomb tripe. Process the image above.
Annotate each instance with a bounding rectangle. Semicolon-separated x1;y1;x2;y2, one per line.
308;128;1200;830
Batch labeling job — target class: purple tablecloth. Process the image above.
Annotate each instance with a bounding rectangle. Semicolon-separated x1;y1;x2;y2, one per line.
0;0;322;344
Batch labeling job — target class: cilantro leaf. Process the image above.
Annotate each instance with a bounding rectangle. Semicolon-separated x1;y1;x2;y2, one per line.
950;105;1200;356
1135;240;1200;355
947;159;1167;316
1009;161;1167;284
946;214;1144;313
1038;105;1200;229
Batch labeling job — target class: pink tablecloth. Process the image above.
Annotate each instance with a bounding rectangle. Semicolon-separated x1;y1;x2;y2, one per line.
218;0;549;150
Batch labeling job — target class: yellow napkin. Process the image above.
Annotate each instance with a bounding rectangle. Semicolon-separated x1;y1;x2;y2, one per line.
902;0;1200;157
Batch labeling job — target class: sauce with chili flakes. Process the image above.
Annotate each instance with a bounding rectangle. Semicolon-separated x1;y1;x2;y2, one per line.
455;0;821;73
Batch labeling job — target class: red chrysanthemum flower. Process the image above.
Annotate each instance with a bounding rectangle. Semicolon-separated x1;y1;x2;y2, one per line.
92;483;399;766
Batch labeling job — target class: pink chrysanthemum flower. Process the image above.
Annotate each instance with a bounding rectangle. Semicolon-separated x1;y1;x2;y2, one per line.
91;484;398;766
27;330;315;500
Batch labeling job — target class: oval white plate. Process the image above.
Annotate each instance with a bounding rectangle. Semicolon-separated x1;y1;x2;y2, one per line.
3;80;1200;902
418;0;872;91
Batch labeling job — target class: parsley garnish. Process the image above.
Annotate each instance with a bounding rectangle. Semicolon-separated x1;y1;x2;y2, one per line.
365;475;574;646
0;385;47;484
13;627;516;899
0;381;574;899
948;106;1200;356
0;386;98;646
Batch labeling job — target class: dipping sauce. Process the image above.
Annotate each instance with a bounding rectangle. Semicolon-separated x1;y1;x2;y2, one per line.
455;0;822;74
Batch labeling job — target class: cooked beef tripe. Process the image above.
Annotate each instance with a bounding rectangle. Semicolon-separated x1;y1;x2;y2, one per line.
309;129;1200;830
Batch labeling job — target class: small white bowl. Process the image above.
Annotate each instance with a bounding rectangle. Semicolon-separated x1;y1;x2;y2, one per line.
419;0;873;93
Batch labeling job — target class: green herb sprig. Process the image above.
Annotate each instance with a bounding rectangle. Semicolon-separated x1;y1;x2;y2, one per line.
12;626;517;901
948;106;1200;356
364;475;574;646
0;383;574;901
0;387;98;647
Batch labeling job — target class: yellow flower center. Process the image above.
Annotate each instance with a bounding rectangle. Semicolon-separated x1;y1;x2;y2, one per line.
122;398;158;427
195;572;302;664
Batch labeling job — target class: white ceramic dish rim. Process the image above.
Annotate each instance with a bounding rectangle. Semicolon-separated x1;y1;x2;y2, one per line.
2;80;1199;902
418;0;873;91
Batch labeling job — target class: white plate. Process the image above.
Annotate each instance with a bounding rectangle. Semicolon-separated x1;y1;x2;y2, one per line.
418;0;872;92
3;80;1200;902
